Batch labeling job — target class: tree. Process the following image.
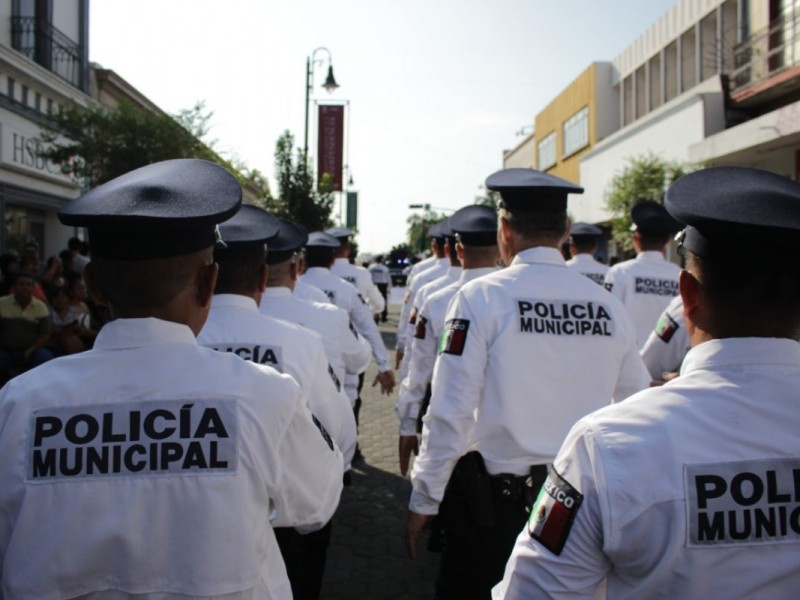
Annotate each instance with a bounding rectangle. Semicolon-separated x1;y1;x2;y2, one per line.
268;131;335;232
605;153;692;253
406;210;449;255
38;101;224;187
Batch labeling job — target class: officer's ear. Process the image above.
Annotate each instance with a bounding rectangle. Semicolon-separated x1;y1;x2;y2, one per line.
679;268;701;323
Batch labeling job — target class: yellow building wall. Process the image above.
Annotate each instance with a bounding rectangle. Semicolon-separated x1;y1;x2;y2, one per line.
534;63;598;184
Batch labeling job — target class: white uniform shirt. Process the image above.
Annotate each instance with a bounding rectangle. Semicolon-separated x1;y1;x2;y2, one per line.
293;279;331;304
406;255;437;283
397;258;449;352
640;294;690;379
198;294;357;468
331;257;385;315
603;251;680;348
566;253;609;285
0;318;342;599
410;247;650;515
300;267;390;372
368;263;391;285
396;267;496;435
402;266;463;366
495;338;800;600
259;286;371;406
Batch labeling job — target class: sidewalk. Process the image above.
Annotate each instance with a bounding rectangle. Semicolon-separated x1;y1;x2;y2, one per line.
320;300;439;599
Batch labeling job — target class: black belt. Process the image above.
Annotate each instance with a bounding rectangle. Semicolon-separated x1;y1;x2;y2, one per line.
489;465;548;504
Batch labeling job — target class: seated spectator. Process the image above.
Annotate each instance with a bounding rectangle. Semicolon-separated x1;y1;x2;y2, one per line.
67;276;91;317
40;255;66;295
48;287;87;355
0;272;54;380
19;257;47;303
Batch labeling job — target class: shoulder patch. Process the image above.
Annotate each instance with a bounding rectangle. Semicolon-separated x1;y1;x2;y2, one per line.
415;315;428;340
438;318;470;356
655;312;679;343
528;469;583;555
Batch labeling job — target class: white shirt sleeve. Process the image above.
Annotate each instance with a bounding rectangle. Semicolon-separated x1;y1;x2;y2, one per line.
409;291;485;514
347;288;390;372
395;303;438;435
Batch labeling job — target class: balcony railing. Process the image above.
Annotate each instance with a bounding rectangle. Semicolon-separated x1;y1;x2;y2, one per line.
730;12;800;94
10;16;85;90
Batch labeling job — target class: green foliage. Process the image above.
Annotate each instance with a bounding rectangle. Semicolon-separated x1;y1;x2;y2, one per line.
39;101;222;187
406;210;449;254
605;153;692;253
474;189;499;208
266;131;334;232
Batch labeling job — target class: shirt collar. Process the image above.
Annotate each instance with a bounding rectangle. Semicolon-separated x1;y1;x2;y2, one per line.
93;318;198;351
459;266;497;284
572;254;597;264
334;258;349;266
680;337;800;376
304;267;330;276
511;247;566;267
262;287;293;298
210;294;259;311
636;251;665;262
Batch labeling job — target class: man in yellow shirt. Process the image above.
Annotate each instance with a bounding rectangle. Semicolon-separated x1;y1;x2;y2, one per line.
0;272;53;379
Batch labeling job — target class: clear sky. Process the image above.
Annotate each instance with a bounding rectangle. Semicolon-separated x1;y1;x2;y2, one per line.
89;0;677;254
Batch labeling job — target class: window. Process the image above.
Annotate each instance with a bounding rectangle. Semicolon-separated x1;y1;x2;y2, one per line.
7;77;16;100
538;132;557;170
563;106;589;157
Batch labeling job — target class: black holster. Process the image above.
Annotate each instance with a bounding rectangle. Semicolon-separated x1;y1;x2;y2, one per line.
438;451;496;536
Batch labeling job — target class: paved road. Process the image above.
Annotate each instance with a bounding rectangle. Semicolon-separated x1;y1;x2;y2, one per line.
321;297;440;599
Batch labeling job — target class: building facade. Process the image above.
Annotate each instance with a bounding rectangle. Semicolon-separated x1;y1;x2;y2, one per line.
0;0;90;258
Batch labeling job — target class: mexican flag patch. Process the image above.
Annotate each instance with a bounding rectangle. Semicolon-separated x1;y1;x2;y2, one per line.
415;315;428;340
438;318;470;356
528;469;583;555
655;312;679;343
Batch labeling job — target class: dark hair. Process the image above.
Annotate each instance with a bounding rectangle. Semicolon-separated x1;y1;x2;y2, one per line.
59;249;73;263
687;251;800;333
68;237;82;251
213;250;266;295
571;238;597;253
305;246;335;268
502;208;568;240
637;233;671;251
90;249;210;310
47;285;69;304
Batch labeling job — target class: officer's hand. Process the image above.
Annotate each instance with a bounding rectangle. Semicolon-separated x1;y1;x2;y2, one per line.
373;369;396;395
395;348;404;370
398;435;419;476
405;511;434;562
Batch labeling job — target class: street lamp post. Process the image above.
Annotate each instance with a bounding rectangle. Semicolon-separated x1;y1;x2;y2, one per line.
304;47;339;161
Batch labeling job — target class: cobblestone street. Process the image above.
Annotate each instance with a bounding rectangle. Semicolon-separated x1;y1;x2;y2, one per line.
321;299;439;599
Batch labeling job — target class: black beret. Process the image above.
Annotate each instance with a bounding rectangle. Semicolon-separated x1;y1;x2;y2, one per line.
58;159;241;260
306;231;341;248
266;219;309;265
449;205;497;246
630;201;682;238
486;168;583;212
214;204;280;259
325;226;352;241
666;166;800;268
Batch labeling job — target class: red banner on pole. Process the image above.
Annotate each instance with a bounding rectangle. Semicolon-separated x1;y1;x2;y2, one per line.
317;104;344;191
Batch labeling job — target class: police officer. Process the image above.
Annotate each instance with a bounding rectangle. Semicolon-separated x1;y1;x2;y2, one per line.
368;254;391;323
603;200;683;347
260;218;371;410
327;226;386;317
565;222;608;284
406;168;650;599
197;205;354;600
396;222;450;370
640;294;689;381
300;231;395;449
0;159;343;598
495;165;800;599
396;204;498;476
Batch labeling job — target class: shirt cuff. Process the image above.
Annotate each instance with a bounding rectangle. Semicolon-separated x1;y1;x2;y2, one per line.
399;417;419;436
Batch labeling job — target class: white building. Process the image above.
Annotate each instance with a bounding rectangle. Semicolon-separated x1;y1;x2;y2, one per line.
0;0;90;258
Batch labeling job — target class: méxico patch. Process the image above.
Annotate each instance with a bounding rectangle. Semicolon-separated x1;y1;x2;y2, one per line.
528;468;583;555
415;315;428;340
439;318;470;356
655;312;679;343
